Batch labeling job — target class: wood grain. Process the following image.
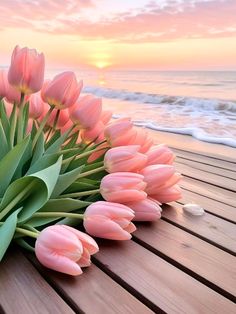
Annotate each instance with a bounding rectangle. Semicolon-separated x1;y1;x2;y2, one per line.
161;203;236;254
133;219;236;299
175;158;236;180
179;188;236;223
28;256;154;314
95;240;236;314
0;249;74;314
180;176;236;207
173;148;236;172
176;162;236;191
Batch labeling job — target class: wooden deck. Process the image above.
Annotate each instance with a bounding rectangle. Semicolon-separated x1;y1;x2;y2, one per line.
0;132;235;314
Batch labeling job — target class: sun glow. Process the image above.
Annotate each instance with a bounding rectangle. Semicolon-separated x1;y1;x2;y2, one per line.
95;61;111;69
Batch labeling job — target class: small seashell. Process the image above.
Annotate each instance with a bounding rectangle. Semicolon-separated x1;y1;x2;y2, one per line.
183;203;205;216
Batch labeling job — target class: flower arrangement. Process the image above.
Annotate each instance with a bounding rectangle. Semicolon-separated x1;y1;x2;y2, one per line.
0;46;182;276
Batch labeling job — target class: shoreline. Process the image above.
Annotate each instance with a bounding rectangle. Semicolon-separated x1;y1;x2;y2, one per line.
146;128;236;162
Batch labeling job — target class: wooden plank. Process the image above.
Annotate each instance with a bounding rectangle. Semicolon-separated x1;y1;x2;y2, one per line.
0;249;74;314
179;189;236;223
175;158;236;180
173;148;236;172
94;240;236;314
176;163;236;192
180;177;236;207
161;203;236;254
29;257;153;314
133;219;236;300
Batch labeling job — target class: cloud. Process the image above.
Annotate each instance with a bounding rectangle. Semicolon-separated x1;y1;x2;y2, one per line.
0;0;236;42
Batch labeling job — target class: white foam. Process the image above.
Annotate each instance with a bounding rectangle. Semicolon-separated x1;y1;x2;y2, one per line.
84;86;236;148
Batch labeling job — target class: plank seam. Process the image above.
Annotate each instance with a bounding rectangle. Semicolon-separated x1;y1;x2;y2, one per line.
180;185;235;208
175;156;236;173
171;147;236;164
132;236;236;304
24;253;82;314
175;160;236;180
161;217;236;256
176;200;236;225
92;257;164;314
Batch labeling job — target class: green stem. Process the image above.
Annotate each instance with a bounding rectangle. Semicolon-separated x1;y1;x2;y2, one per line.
15;227;39;239
78;165;106;178
33;212;84;219
32;106;54;149
0;181;36;221
58;188;100;199
17;93;25;143
9;103;17;148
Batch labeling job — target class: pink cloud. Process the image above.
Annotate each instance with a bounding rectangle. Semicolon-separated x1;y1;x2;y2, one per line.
0;0;236;42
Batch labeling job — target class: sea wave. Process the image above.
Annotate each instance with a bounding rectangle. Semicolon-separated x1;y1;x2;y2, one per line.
83;86;236;113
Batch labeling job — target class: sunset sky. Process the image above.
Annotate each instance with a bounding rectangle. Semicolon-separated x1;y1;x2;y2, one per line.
0;0;236;70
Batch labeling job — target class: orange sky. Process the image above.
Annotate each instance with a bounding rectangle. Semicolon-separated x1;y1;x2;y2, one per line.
0;0;236;70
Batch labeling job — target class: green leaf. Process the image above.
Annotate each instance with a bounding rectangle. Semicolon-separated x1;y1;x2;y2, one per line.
0;156;62;223
26;153;60;175
64;181;99;193
0;120;9;159
26;198;90;227
12;137;32;179
51;165;84;198
45;130;69;154
0;136;30;197
22;102;29;137
0;209;20;261
0;101;10;139
30;132;45;166
44;129;60;150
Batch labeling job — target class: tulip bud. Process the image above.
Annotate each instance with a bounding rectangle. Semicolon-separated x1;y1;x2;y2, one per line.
104;145;147;173
141;164;181;195
35;225;98;276
146;144;175;165
8;45;45;94
84;201;136;240
125;198;162;221
70;95;102;129
41;72;82;109
100;172;147;203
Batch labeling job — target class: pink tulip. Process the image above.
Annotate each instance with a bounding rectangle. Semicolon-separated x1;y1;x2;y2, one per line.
100;110;113;125
3;100;13;117
141;165;182;195
41;72;82;109
131;128;153;153
0;69;21;104
100;172;147;203
146;144;175;165
104;145;147;173
104;118;137;147
80;121;105;143
35;225;98;276
125;198;162;221
87;143;108;163
151;185;182;203
70;95;102;129
28;92;45;119
47;109;70;129
8;45;45;94
84;201;136;240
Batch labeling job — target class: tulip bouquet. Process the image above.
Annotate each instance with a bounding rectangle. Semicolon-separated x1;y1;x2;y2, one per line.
0;46;182;276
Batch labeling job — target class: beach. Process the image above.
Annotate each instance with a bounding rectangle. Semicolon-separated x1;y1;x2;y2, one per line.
47;69;236;148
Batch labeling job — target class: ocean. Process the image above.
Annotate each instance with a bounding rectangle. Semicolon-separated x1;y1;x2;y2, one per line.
47;69;236;148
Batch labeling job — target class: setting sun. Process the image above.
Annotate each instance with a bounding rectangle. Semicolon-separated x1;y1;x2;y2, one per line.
95;61;111;69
